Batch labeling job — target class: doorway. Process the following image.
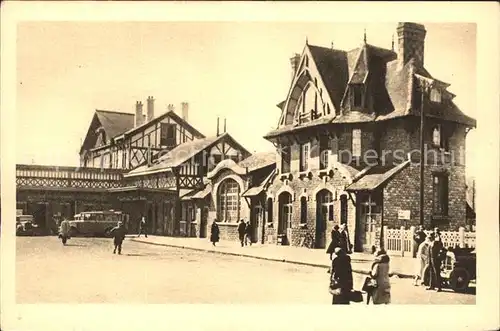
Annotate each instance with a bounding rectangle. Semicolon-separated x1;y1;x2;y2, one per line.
315;189;334;249
357;192;382;252
29;202;48;228
278;192;292;243
200;206;209;238
253;204;263;244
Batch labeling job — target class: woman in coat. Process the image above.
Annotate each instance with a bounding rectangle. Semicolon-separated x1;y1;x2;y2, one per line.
210;220;220;246
329;247;353;304
414;236;431;286
370;249;391;304
59;218;71;245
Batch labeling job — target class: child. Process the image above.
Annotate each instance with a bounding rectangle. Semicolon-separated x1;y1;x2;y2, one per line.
110;221;126;255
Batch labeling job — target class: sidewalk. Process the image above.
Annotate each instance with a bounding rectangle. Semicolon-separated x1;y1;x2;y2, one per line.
127;235;415;278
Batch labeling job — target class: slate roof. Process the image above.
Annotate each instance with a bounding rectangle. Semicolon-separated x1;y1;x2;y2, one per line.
95;110;135;139
238;151;276;173
266;40;476;139
345;161;410;191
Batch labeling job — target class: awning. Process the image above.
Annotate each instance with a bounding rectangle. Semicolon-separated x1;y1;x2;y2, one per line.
346;161;410;192
191;184;212;199
242;186;264;197
242;168;276;197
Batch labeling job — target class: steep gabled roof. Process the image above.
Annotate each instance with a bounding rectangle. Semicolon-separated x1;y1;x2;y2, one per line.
307;45;349;112
118;110;205;139
95;110;135;139
125;132;250;177
265;41;476;140
80;109;135;154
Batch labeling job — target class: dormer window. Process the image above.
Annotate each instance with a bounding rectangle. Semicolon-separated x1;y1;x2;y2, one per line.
430;88;442;103
432;124;450;151
432;126;441;147
350;84;364;109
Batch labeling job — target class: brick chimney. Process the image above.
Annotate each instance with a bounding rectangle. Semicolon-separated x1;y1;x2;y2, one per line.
397;22;426;69
146;96;155;122
290;53;301;80
181;102;189;121
135;101;143;127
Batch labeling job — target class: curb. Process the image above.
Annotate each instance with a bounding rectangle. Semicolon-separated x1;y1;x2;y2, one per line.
129;238;413;279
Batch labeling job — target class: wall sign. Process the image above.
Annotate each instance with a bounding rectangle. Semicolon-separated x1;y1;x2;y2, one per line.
398;210;411;220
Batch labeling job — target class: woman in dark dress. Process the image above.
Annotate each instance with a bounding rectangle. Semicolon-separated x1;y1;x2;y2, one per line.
210;220;220;246
329;247;354;304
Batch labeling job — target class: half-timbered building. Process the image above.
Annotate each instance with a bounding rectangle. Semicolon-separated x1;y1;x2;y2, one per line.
15;98;254;235
262;22;476;252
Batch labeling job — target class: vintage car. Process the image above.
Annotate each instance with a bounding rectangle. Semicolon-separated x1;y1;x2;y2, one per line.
423;247;476;292
16;215;44;236
68;210;129;237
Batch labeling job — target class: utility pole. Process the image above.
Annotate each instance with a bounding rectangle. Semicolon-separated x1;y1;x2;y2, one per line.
419;78;431;228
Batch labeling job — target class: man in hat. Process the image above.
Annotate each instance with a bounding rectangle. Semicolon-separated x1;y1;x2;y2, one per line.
110;221;127;255
237;219;246;247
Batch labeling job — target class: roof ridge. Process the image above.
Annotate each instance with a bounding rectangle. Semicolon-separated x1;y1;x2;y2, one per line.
95;109;134;116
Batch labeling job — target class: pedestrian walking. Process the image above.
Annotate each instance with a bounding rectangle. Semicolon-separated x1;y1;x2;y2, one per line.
426;233;444;292
339;224;352;254
414;235;431;286
110;221;127;255
138;216;148;238
210;220;220;246
370;249;391;305
237;219;246;247
329;247;353;305
58;218;71;245
413;225;427;258
326;225;341;260
244;221;253;246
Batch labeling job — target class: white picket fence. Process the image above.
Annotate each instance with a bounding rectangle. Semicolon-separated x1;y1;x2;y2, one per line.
383;226;476;257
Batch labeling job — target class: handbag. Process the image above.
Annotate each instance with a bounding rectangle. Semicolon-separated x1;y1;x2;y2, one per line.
328;279;342;296
361;276;378;293
349;290;364;303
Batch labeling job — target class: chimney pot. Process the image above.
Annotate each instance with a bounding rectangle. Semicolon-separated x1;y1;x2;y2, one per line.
396;22;426;69
181;102;189;121
167;104;175;112
216;117;220;136
135;100;144;127
146;96;155;123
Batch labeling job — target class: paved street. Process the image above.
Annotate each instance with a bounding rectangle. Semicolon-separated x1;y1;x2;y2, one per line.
16;237;475;304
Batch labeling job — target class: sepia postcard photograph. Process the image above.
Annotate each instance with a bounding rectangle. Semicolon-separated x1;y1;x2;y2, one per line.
1;2;499;331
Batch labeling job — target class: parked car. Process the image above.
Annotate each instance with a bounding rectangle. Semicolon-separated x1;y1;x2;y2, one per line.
68;210;129;237
423;247;476;292
16;215;44;236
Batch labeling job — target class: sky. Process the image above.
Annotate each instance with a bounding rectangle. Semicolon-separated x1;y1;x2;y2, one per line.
16;22;478;177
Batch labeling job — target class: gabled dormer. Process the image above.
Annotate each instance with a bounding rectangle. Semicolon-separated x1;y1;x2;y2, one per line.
278;44;343;128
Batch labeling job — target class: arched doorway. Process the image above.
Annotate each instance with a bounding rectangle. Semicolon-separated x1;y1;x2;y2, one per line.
278;192;292;243
316;189;334;249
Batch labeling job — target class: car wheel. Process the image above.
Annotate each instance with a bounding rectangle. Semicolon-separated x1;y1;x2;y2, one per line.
70;227;78;237
450;268;470;292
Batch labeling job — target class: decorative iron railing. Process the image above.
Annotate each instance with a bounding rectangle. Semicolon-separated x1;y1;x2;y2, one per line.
16;164;127;190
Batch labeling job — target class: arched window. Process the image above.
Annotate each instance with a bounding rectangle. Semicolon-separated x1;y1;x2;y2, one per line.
300;197;308;224
317;189;334;222
217;178;240;222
